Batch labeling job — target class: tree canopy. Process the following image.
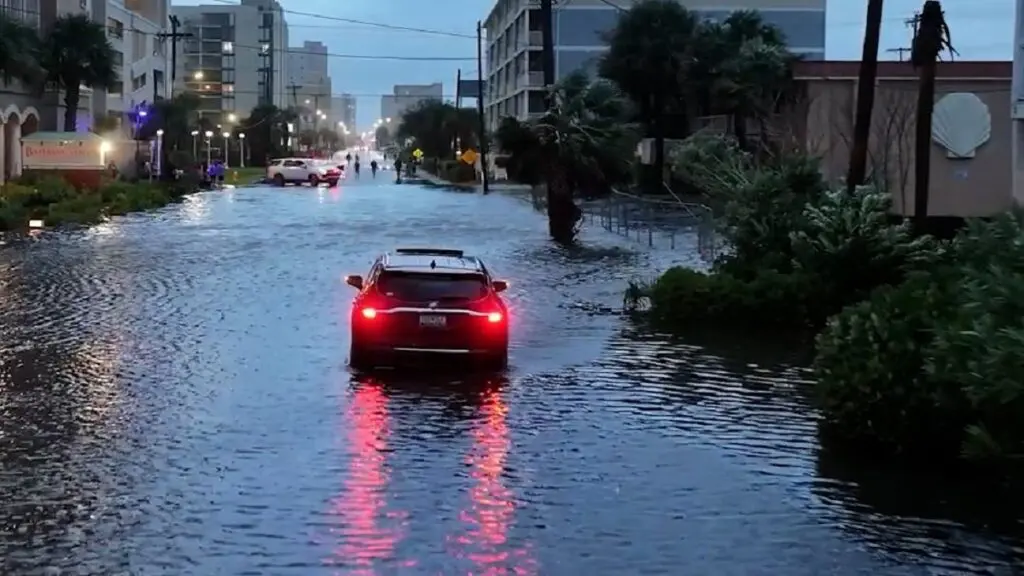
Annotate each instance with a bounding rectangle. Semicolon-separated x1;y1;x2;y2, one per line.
396;100;479;159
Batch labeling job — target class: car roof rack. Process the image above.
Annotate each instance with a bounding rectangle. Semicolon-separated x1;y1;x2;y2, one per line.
393;248;464;257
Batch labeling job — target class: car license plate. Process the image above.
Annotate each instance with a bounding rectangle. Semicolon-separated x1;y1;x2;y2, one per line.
419;314;446;328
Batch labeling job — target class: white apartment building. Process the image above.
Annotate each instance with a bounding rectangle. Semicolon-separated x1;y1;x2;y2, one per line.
380;83;443;130
171;0;289;127
482;0;827;131
104;0;172;132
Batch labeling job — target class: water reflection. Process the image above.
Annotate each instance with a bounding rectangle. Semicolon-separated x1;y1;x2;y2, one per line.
453;386;536;575
814;450;1024;571
327;379;401;574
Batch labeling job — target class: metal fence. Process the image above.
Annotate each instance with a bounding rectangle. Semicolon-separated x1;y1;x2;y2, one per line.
527;186;717;261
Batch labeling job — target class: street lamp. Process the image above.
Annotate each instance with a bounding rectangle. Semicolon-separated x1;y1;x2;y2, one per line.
191;130;199;157
385;117;391;123
204;130;213;165
154;129;164;180
221;131;230;167
238;133;246;168
227;113;237;122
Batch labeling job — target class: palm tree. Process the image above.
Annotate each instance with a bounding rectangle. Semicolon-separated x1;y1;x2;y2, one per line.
847;0;885;193
532;71;638;244
0;12;41;85
709;11;794;150
713;38;795;150
599;0;698;189
39;14;119;132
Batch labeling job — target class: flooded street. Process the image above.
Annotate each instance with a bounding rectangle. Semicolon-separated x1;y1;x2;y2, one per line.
0;178;1019;574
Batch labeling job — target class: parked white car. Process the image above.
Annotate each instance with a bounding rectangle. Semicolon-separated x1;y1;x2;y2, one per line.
267;158;341;187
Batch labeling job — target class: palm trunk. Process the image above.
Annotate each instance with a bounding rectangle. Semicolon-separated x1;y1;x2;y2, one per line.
846;0;885;193
63;84;81;132
546;168;578;245
733;112;748;150
912;51;937;230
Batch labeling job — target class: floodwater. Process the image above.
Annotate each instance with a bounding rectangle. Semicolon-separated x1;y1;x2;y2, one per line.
0;176;1020;575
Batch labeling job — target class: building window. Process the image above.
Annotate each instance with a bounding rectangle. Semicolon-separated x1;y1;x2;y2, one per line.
222;84;234;94
222;41;233;54
106;17;124;39
1;0;41;29
132;73;147;92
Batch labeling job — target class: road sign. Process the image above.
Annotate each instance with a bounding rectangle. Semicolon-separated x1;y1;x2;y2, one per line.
412;148;423;159
460;149;478;165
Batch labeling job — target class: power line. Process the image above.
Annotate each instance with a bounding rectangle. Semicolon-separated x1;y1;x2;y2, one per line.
138;27;475;60
203;0;476;39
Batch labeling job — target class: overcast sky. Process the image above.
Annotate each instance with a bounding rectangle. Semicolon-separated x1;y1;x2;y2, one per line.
173;0;1014;130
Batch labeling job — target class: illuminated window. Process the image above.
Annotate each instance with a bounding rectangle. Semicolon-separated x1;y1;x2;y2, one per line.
222;84;234;94
222;41;233;54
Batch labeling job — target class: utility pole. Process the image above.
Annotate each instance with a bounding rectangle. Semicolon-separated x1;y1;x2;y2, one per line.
158;15;192;98
476;22;490;194
287;82;301;107
455;68;462;108
540;0;555;108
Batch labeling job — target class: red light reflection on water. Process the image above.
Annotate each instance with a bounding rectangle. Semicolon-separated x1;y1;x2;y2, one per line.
326;381;406;575
452;389;536;575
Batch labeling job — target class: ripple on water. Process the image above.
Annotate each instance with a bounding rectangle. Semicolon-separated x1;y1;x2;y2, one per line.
0;183;1019;574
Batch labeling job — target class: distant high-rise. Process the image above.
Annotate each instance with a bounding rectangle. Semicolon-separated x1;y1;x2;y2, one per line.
380;83;443;129
286;41;332;129
330;94;356;134
481;0;826;131
171;0;290;126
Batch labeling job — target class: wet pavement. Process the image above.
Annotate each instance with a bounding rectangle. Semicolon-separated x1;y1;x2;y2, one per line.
0;175;1020;574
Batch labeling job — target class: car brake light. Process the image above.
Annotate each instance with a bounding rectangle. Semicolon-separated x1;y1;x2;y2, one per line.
362;307;377;319
487;312;502;323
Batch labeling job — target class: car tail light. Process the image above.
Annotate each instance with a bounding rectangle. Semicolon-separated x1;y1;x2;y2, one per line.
361;307;377;319
487;312;502;323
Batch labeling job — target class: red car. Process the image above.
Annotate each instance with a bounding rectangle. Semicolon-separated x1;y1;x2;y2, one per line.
345;248;510;369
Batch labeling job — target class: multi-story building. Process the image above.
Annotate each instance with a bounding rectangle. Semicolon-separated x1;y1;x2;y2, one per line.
330;94;356;134
171;0;289;128
380;83;443;129
104;0;172;132
286;41;331;130
482;0;826;130
0;0;45;180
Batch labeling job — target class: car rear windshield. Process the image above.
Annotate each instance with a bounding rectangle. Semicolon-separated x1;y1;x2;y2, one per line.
377;272;488;301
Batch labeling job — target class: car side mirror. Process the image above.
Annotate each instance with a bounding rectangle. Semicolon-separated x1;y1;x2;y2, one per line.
345;275;363;289
491;280;508;293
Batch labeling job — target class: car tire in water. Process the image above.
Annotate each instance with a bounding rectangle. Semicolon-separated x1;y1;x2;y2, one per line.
482;350;508;371
308;174;320;186
272;174;285;187
349;343;375;370
327;179;338;187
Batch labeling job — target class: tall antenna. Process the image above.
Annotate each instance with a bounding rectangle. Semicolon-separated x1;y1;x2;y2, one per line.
887;47;911;62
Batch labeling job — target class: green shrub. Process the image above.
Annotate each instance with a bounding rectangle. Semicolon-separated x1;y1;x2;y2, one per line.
716;154;828;276
926;214;1024;460
646;266;815;329
813;270;966;459
789;186;942;323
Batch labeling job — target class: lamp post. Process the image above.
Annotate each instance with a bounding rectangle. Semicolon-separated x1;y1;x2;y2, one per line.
221;131;230;167
191;130;199;158
204;130;213;165
238;133;246;168
154;129;164;181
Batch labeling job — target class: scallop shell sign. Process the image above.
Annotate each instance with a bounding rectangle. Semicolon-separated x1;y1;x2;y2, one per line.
931;92;991;159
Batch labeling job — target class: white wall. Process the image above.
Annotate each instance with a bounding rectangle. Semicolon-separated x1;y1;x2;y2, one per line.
105;0;171;129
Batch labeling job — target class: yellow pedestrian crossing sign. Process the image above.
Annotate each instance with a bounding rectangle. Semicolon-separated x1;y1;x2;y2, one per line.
460;149;478;165
412;148;423;159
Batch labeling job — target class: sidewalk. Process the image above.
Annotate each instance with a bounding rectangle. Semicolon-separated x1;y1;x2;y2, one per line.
411;170;534;194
